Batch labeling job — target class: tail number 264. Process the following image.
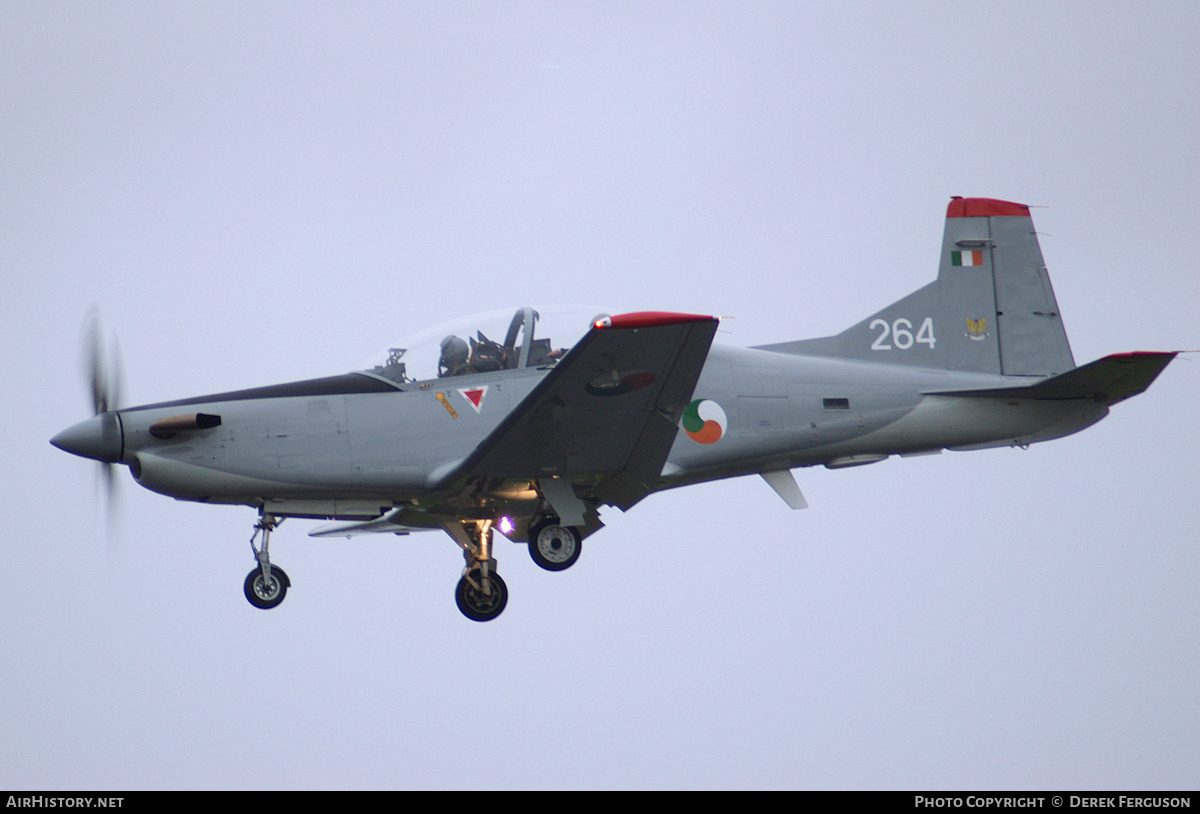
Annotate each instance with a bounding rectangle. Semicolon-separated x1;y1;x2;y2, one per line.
870;317;936;350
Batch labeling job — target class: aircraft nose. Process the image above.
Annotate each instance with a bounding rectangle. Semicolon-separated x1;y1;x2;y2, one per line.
50;412;123;463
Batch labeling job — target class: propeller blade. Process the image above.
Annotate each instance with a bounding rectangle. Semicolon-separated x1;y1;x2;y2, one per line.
81;307;125;548
99;459;121;552
99;456;120;507
84;307;122;415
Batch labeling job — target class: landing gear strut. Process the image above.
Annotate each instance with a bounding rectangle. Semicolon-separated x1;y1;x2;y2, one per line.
447;519;508;622
245;513;290;610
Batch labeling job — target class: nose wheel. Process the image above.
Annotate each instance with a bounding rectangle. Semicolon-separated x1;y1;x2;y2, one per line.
455;568;508;622
244;564;290;609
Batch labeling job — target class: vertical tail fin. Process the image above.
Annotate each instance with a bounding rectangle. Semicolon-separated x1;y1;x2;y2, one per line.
941;197;1074;376
758;197;1076;377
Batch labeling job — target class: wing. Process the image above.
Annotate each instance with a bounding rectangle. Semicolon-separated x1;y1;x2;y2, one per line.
442;311;719;511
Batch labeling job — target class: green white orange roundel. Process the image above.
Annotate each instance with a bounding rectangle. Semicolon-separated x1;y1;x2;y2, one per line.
682;399;727;444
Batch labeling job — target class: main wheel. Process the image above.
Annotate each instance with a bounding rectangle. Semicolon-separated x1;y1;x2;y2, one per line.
244;564;290;610
528;522;582;571
455;569;508;622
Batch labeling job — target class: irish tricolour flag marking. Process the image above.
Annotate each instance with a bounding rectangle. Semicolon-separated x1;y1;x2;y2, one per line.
951;249;984;267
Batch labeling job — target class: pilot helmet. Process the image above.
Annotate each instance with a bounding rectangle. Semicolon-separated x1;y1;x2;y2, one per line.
439;335;469;373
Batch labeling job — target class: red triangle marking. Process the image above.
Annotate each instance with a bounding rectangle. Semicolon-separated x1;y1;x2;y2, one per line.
458;385;487;412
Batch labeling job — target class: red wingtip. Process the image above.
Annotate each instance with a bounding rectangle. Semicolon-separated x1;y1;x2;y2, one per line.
599;311;717;329
946;197;1031;218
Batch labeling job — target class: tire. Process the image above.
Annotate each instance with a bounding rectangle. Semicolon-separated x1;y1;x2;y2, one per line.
528;522;582;571
455;569;508;622
244;564;290;610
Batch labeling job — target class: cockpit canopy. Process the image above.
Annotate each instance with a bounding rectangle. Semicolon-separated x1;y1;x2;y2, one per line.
361;305;611;385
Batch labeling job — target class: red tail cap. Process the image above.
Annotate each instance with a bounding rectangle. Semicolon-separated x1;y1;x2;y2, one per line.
947;197;1031;218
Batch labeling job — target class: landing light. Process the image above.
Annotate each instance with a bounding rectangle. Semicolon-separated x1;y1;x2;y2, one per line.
498;516;514;535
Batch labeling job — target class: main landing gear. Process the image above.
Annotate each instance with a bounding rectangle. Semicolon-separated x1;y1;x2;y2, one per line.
527;518;582;571
244;513;290;610
447;519;508;622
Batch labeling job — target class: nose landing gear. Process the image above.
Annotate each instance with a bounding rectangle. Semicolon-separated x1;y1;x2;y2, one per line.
244;513;290;610
446;519;508;622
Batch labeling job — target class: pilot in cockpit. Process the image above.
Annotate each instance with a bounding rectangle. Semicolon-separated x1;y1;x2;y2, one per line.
437;309;571;377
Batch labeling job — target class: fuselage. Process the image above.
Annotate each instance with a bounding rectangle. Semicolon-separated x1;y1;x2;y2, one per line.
55;341;1107;522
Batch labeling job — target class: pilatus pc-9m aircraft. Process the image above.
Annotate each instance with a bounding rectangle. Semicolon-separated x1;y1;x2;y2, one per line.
52;197;1177;621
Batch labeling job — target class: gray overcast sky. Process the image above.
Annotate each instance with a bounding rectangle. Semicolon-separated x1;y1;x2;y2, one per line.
3;1;1197;789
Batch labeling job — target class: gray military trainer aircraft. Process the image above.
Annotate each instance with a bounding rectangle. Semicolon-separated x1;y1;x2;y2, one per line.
52;197;1177;621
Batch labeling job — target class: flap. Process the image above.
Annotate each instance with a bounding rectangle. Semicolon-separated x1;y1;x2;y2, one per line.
308;508;429;538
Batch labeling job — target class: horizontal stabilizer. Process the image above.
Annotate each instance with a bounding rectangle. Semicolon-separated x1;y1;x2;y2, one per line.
931;352;1178;406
